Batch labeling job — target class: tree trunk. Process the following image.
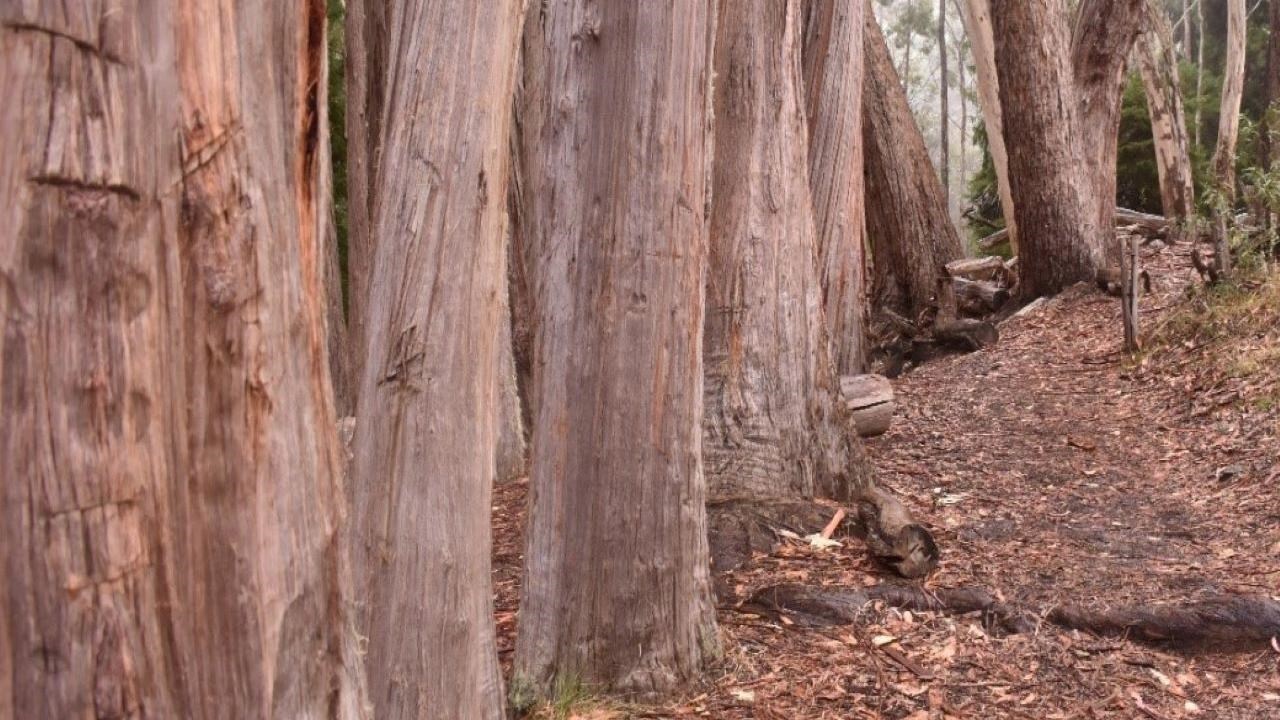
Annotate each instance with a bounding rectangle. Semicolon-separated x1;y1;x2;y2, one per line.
1212;0;1247;277
512;0;718;698
803;0;869;375
1261;0;1280;175
1;3;365;717
342;0;389;413
1195;0;1205;149
495;249;526;485
939;0;950;206
864;3;965;320
348;0;524;716
957;0;1018;251
706;0;864;503
1071;0;1148;266
991;0;1100;298
1137;2;1197;221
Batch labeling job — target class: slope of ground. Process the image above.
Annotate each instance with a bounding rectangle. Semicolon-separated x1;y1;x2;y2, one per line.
493;239;1280;719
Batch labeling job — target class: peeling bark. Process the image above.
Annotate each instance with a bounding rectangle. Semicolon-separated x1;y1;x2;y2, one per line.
1137;1;1196;221
958;0;1018;251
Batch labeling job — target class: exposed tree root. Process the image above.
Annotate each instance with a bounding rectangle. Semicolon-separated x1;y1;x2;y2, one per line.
1049;597;1280;652
742;582;1280;654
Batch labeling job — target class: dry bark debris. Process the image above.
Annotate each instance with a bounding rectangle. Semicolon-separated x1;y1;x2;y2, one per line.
492;237;1280;718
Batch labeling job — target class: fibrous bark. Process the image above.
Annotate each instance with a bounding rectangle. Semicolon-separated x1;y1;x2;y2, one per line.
991;0;1099;298
348;0;524;716
1071;0;1148;266
1211;0;1247;278
803;0;869;374
863;3;965;320
1;3;365;717
707;0;862;503
958;0;1019;251
1137;0;1196;221
513;0;719;698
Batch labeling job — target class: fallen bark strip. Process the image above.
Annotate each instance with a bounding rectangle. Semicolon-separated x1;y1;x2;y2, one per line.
743;582;1280;654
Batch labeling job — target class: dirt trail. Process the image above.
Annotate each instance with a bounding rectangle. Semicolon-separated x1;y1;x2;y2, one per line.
494;240;1280;718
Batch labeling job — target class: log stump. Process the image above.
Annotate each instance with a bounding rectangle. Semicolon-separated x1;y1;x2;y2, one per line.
840;374;895;437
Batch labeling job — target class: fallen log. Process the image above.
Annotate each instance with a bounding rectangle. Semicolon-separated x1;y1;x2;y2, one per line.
1049;596;1280;652
979;208;1170;251
954;277;1010;316
946;256;1007;282
933;318;998;351
840;374;895;437
854;486;939;579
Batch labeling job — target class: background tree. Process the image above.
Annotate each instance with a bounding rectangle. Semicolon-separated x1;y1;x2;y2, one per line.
991;0;1099;297
958;0;1018;250
1210;0;1247;276
1;2;365;716
512;0;719;698
864;3;966;319
347;0;525;716
1137;0;1197;221
1071;0;1148;265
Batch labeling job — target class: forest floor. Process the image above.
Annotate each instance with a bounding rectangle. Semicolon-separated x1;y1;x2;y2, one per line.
492;238;1280;719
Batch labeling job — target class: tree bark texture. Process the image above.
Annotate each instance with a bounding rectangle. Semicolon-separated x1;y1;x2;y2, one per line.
803;0;869;375
348;0;524;717
938;0;950;205
705;0;870;503
1071;0;1148;266
495;248;526;484
1;2;366;717
512;0;719;698
957;0;1018;251
863;3;965;320
1137;1;1197;221
991;0;1100;298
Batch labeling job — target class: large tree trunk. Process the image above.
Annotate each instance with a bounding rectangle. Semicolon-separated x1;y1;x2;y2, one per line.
1071;0;1147;266
348;0;524;716
992;0;1100;298
1;3;365;717
803;0;869;374
705;0;865;503
1137;1;1197;221
957;0;1019;251
512;0;718;698
863;4;965;320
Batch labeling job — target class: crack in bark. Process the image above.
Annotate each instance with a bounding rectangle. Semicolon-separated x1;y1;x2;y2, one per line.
28;174;141;201
3;21;125;65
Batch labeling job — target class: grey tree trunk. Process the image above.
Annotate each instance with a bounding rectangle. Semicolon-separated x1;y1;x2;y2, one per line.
864;3;965;320
0;3;365;717
1212;0;1247;276
1137;2;1196;221
991;0;1100;298
512;0;719;699
1071;0;1147;266
939;0;950;205
958;0;1019;251
803;0;869;375
348;0;525;716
